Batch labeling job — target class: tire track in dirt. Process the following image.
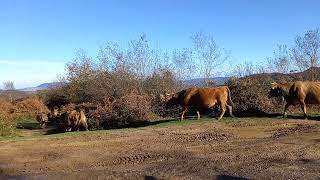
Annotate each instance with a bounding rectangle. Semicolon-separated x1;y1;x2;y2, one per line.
271;123;318;138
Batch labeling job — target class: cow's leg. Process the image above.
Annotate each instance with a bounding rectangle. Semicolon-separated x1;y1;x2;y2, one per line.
300;101;307;119
181;107;187;121
79;121;89;131
41;123;46;129
283;103;290;118
84;123;89;131
227;104;234;118
197;111;200;119
218;103;226;120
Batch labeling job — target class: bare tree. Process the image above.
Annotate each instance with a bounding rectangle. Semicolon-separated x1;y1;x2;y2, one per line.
191;31;228;85
268;44;291;73
256;63;269;74
172;48;195;80
2;81;15;90
2;81;15;103
66;49;95;82
291;29;320;79
97;42;122;72
232;61;255;78
126;33;153;78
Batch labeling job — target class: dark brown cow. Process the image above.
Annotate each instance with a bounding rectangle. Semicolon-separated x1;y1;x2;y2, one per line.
269;81;320;118
36;112;49;129
61;109;89;132
164;86;234;120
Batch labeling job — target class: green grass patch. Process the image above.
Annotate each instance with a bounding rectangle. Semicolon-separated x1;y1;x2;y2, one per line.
0;115;311;142
16;118;40;130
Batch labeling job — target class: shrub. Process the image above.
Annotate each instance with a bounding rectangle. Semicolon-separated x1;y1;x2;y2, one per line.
13;96;49;119
0;118;16;137
227;77;277;116
0;99;14;114
87;92;152;129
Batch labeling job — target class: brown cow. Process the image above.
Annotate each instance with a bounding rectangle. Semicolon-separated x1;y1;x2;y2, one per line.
269;81;320;118
36;112;49;129
61;109;89;132
50;107;61;118
78;109;88;131
164;86;234;120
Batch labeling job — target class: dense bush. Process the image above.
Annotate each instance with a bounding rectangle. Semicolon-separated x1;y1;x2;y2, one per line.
227;77;279;116
0;99;14;114
86;92;153;129
13;96;49;119
0;117;16;137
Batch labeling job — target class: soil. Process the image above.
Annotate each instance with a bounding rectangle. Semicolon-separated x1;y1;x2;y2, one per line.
0;118;320;179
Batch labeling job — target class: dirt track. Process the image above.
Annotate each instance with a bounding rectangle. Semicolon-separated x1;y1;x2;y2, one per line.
0;118;320;179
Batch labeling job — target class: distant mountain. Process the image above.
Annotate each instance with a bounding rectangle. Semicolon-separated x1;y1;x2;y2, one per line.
19;82;64;92
183;77;229;86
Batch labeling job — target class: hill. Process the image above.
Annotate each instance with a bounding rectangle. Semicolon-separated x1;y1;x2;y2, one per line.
19;82;64;92
183;77;229;86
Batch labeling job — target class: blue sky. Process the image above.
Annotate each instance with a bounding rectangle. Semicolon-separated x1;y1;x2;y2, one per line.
0;0;319;88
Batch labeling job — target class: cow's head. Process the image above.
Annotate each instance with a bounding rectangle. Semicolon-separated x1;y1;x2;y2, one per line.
160;93;179;108
268;82;283;98
49;107;61;119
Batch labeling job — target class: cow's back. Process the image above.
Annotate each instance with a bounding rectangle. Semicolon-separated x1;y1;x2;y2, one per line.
290;81;320;104
187;86;228;109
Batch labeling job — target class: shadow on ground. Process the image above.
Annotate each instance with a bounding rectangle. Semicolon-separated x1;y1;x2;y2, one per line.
44;118;178;135
16;121;41;130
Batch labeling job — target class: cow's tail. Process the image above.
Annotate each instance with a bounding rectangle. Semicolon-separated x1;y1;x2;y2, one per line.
226;87;234;107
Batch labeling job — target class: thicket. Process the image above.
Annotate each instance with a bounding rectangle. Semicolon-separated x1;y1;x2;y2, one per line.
44;35;182;130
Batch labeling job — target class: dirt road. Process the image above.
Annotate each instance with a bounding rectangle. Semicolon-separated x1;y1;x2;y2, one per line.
0;118;320;179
